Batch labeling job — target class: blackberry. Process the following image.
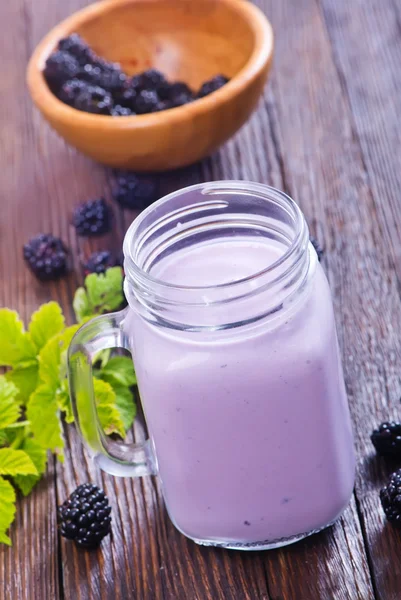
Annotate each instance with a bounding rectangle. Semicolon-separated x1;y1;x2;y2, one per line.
166;82;194;107
371;422;401;457
111;105;133;117
58;483;112;548
197;74;229;98
134;69;169;95
58;34;94;66
135;89;159;114
74;85;113;115
82;251;117;275
170;92;193;108
58;79;88;106
23;234;68;281
310;237;324;262
113;172;159;209
43;51;80;90
73;198;112;236
169;81;193;99
380;469;401;525
92;57;122;75
117;87;137;110
80;64;127;94
154;100;173;112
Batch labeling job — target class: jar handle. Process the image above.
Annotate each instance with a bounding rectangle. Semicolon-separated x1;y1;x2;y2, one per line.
67;308;157;477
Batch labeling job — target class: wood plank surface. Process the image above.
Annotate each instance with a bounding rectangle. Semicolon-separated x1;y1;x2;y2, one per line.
2;0;401;597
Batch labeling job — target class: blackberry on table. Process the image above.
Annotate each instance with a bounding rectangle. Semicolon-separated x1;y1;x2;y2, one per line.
310;237;324;262
58;34;94;66
74;85;113;115
43;51;80;90
82;251;117;275
23;234;69;281
380;469;401;525
113;172;159;209
73;198;112;236
58;483;112;549
197;74;229;98
135;89;159;114
371;422;401;457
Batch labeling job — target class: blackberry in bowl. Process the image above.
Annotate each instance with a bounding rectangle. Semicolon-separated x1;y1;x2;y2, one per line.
27;0;273;170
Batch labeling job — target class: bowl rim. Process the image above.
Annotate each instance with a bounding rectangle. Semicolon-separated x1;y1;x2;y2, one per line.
27;0;274;130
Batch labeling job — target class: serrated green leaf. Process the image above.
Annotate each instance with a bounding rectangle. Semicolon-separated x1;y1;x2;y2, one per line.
0;309;36;367
38;336;62;390
27;385;64;458
93;348;111;369
0;531;12;545
38;324;81;391
29;302;65;352
0;476;16;546
113;385;136;431
99;356;137;388
0;377;20;429
0;448;38;476
73;287;91;323
58;325;81;382
57;379;74;424
85;267;124;315
93;378;125;438
13;438;47;496
59;324;81;349
5;364;39;404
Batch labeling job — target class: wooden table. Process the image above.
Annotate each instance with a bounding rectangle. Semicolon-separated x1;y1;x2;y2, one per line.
2;0;401;598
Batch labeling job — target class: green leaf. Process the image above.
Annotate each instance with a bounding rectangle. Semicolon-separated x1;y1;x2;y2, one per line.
57;379;74;424
0;531;12;546
38;323;82;391
38;336;62;391
29;302;65;352
13;438;48;496
0;448;38;476
58;324;81;382
0;377;20;429
0;309;36;367
5;364;39;404
93;378;125;438
59;324;81;349
99;356;137;388
93;348;111;369
27;385;64;459
114;386;136;431
0;476;16;546
85;267;124;315
73;287;91;323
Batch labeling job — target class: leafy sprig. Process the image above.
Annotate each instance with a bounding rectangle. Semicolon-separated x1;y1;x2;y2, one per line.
0;267;136;544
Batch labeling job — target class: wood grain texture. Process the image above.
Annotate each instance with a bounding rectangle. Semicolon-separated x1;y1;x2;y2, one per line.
3;0;401;597
319;1;401;598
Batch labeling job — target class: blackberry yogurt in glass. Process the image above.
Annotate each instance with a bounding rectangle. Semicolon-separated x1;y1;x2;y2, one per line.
68;182;355;550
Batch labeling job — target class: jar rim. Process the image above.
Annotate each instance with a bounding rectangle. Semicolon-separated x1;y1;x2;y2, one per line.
123;181;308;293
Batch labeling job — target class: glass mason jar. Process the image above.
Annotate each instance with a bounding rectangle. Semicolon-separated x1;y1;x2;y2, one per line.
68;181;355;550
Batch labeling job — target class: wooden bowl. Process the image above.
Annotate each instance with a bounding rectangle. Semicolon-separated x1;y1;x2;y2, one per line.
27;0;273;171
